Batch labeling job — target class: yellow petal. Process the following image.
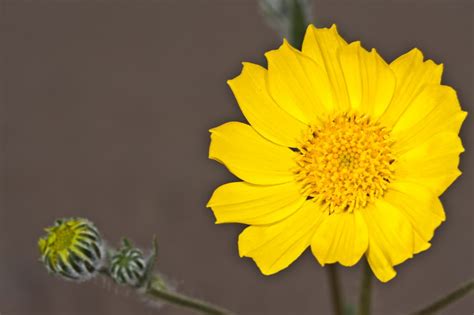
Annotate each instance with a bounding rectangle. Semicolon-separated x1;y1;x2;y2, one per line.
391;85;467;153
227;62;308;148
311;210;368;267
302;24;350;112
207;181;306;225
385;181;445;254
395;132;464;196
266;40;335;124
38;238;47;254
209;122;297;185
238;201;325;275
362;199;414;282
381;48;443;127
339;42;396;119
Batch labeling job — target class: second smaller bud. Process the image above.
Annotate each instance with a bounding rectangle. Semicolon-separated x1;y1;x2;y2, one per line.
109;239;146;287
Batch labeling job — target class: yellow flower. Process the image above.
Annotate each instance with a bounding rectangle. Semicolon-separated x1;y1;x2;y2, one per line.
207;25;467;282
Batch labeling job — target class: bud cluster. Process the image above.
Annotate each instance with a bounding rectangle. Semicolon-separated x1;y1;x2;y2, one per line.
38;218;153;287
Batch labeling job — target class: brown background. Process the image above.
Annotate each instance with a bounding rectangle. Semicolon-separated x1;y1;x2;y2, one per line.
1;0;473;314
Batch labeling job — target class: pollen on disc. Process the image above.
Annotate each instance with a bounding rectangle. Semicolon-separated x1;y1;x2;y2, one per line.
295;113;395;213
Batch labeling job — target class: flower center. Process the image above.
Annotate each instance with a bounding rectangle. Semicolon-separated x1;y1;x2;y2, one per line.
51;224;76;253
295;113;395;213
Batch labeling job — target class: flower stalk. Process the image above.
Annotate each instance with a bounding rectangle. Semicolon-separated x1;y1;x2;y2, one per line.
357;260;372;315
140;237;233;315
146;275;233;315
259;0;312;48
408;279;474;315
326;264;344;315
289;0;308;48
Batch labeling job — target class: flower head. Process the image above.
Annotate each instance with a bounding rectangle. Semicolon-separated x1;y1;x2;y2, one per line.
207;25;466;282
38;218;104;281
109;239;146;287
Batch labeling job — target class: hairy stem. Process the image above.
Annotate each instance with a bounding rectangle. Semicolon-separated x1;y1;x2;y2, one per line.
327;264;344;315
357;260;372;315
408;279;474;315
146;275;234;315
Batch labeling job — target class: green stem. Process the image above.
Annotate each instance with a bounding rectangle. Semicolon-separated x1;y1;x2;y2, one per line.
146;275;234;315
408;279;474;315
289;0;307;49
327;264;344;315
357;260;372;315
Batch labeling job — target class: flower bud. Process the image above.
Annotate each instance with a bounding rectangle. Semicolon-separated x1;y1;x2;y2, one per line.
38;218;104;281
109;239;146;287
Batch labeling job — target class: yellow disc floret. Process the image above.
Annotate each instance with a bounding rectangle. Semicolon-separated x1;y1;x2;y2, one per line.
296;113;395;213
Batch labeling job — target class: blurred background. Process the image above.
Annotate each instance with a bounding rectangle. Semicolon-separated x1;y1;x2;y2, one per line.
1;0;473;314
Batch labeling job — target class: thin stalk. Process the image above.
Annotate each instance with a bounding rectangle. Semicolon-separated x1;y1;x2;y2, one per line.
357;260;372;315
327;264;344;315
146;275;233;315
289;0;307;49
408;279;473;315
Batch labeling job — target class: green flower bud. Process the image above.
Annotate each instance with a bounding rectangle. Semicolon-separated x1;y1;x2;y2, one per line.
38;218;104;281
109;239;146;287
